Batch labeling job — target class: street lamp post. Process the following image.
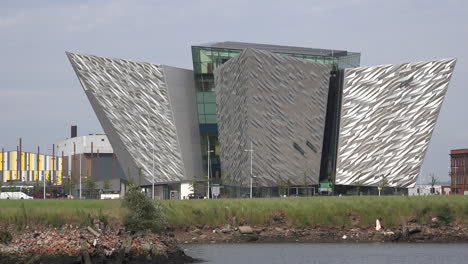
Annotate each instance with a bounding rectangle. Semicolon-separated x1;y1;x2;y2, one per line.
145;112;157;200
207;142;214;199
378;152;383;196
78;144;82;199
244;141;254;199
45;146;53;200
152;136;155;200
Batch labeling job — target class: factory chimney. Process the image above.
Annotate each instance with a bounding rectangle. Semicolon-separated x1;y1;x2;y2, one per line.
71;125;77;138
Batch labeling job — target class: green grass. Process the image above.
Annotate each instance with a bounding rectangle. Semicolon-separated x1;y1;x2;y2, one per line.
0;200;122;228
163;196;468;228
0;196;467;229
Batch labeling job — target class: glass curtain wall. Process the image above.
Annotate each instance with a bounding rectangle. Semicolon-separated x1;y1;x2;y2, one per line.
191;45;360;187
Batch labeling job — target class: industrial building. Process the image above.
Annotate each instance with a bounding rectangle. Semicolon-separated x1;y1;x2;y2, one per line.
55;128;127;198
443;149;468;195
66;42;456;197
0;149;63;185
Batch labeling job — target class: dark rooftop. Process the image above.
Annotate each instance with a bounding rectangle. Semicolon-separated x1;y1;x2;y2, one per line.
195;41;356;57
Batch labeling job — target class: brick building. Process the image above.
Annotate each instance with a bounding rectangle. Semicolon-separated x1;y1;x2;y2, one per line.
446;149;468;194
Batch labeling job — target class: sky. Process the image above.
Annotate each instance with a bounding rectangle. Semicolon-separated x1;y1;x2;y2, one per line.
0;0;467;183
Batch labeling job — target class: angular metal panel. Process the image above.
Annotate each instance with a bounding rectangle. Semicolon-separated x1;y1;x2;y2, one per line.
336;59;456;188
67;52;202;185
215;49;331;187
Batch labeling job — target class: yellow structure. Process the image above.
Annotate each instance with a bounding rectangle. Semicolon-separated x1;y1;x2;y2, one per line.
0;151;62;185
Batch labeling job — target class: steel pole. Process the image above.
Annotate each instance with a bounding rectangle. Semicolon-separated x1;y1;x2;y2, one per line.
79;152;82;199
207;150;210;199
152;137;155;200
207;135;211;199
250;141;253;199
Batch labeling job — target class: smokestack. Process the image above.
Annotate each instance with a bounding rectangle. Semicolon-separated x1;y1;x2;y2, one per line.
71;125;77;138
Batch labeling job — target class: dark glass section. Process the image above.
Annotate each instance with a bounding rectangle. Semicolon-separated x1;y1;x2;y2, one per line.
319;69;345;183
199;124;218;134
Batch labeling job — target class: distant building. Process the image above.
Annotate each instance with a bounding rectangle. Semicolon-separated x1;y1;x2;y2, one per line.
408;184;442;196
56;132;127;198
0;150;62;185
445;149;468;195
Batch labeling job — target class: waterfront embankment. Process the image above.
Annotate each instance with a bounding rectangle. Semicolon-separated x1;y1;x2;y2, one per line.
0;196;467;263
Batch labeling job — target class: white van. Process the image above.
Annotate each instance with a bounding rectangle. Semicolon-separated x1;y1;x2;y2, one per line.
100;193;120;200
0;192;34;199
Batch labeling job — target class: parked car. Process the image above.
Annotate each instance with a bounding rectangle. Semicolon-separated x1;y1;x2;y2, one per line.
187;193;203;199
32;192;52;199
0;192;34;199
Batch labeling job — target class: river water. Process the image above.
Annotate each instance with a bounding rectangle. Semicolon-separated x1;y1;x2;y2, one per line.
183;243;468;264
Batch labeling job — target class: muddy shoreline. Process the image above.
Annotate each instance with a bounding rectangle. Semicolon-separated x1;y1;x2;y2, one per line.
175;222;468;244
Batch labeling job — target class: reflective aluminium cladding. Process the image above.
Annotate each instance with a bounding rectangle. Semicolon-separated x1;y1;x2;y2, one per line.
335;58;457;188
215;49;332;187
66;52;203;185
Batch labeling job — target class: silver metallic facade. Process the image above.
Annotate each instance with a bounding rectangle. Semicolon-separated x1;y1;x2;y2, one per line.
215;49;331;187
67;52;203;185
335;59;457;188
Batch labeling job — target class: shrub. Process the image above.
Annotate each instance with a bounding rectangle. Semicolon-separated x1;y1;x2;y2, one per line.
0;230;12;244
435;204;453;225
122;184;166;233
13;203;29;230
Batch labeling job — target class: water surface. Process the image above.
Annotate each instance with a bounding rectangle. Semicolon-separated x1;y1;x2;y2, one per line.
184;243;468;264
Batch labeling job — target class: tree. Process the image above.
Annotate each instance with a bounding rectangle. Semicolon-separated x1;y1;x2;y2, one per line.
430;173;438;194
327;172;336;195
122;183;166;233
190;179;206;196
378;174;389;195
354;173;363;196
303;173;311;197
103;178;111;193
33;182;41;194
46;177;53;193
138;168;143;186
277;177;287;197
85;178;96;190
62;181;75;196
127;168;134;186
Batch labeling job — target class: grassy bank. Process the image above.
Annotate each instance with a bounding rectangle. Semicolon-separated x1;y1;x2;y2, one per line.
0;196;467;229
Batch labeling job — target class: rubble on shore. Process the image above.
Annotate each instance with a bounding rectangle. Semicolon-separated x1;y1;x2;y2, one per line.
0;224;196;264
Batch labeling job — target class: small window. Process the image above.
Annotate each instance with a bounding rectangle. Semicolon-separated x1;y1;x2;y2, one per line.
293;143;305;156
101;139;105;142
306;141;317;153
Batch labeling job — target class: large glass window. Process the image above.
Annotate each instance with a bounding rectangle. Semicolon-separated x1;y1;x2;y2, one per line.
197;104;205;114
198;115;206;124
204;103;216;115
196;92;204;103
203;92;216;103
205;115;217;123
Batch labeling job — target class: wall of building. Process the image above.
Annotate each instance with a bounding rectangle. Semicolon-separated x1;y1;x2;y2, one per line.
448;149;468;194
192;43;361;184
56;134;113;156
56;135;126;196
335;59;456;188
215;49;331;187
408;185;442;196
0;150;62;184
68;52;202;186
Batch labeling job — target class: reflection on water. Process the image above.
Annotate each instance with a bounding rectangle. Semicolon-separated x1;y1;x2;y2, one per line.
184;243;468;264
